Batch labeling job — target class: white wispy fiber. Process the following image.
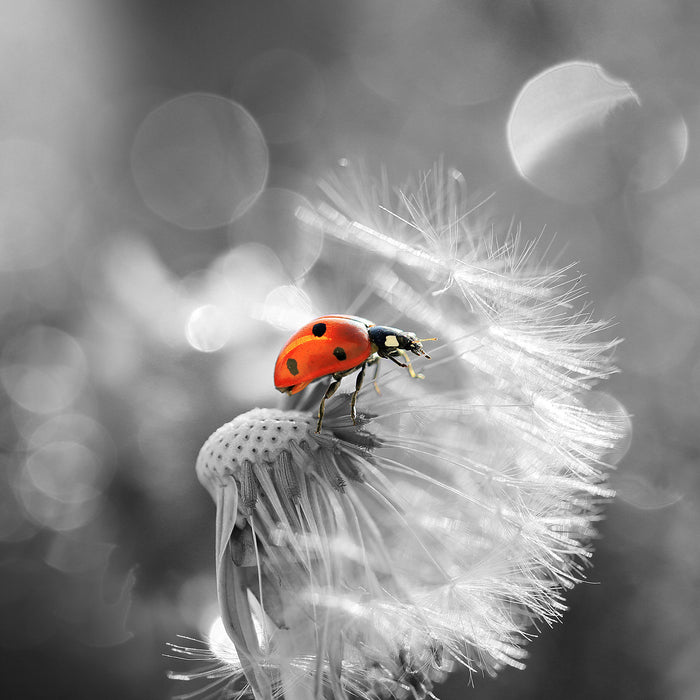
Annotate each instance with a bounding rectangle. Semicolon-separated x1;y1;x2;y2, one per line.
174;164;628;700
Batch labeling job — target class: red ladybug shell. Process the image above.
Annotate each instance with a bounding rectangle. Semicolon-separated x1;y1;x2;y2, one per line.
274;315;374;394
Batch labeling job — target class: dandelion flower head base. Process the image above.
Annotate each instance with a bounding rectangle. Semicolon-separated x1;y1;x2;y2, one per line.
197;408;351;510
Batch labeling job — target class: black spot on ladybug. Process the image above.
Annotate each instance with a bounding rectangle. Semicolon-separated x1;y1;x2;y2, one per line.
333;346;347;361
312;322;327;337
286;358;299;376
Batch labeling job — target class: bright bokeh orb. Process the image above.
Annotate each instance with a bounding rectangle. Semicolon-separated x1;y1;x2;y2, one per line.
206;616;241;666
508;62;639;202
580;391;632;466
508;62;687;203
261;285;314;331
131;93;268;230
186;304;232;353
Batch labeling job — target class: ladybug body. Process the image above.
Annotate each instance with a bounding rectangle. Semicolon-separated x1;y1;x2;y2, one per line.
274;315;434;432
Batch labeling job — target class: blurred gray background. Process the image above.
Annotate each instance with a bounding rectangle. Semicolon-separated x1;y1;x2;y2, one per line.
1;1;699;698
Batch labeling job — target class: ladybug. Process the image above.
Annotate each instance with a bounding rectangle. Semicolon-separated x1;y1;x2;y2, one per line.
274;315;435;432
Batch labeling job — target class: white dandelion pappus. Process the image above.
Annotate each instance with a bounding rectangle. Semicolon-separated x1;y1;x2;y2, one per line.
179;163;628;700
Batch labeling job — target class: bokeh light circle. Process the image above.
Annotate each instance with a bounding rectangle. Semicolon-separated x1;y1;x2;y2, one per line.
16;487;99;532
0;325;87;414
131;93;268;230
207;616;241;666
203;243;288;340
186;304;232;353
580;390;632;466
261;285;314;331
508;62;640;203
206;615;266;664
24;441;104;504
26;413;117;472
231;188;323;280
508;62;688;202
15;441;104;532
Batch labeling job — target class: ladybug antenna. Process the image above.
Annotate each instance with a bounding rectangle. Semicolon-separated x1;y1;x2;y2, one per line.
416;337;437;360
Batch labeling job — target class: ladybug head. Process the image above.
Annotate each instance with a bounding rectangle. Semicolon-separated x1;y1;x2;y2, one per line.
368;326;434;359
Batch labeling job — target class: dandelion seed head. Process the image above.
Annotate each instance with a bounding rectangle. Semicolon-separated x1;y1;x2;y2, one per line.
177;162;629;700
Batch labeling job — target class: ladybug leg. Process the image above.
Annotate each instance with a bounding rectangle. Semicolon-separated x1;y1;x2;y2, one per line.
385;353;408;369
371;357;382;395
350;362;368;424
395;349;425;379
316;377;342;433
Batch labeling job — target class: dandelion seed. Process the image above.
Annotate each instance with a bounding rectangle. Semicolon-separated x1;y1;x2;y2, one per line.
173;163;629;700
